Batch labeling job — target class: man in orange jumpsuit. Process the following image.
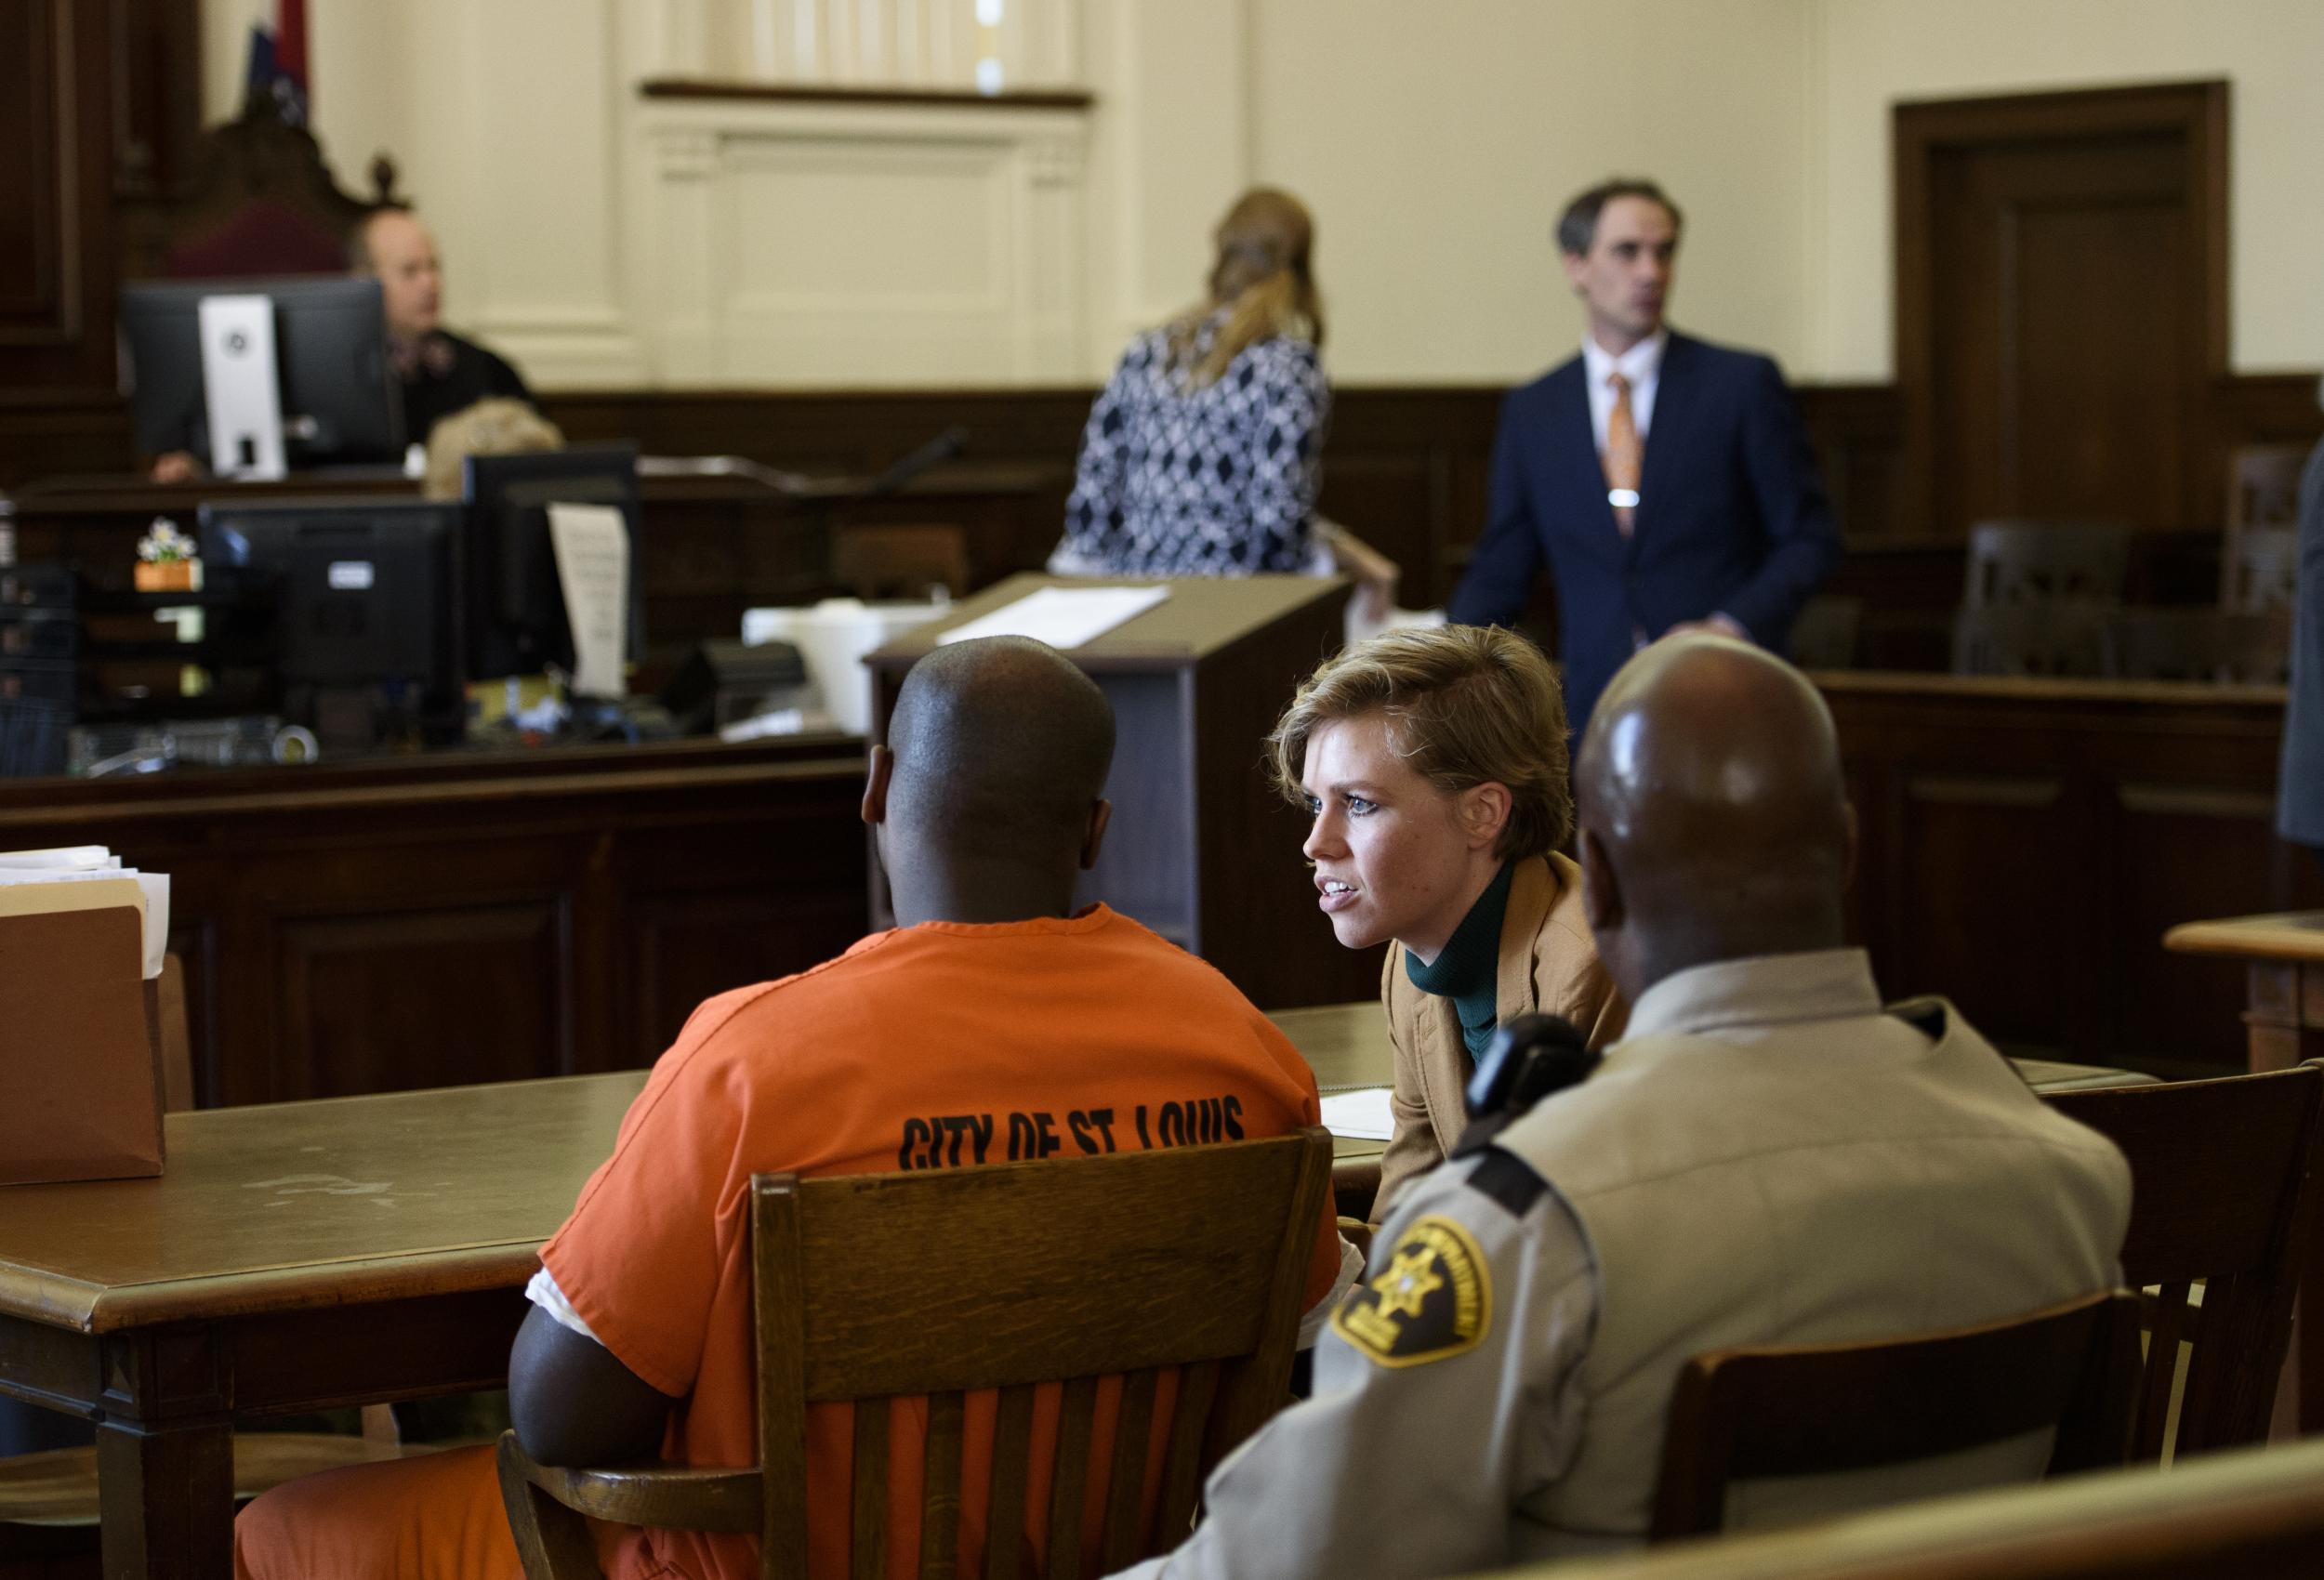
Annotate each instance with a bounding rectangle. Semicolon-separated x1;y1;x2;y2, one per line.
234;635;1357;1580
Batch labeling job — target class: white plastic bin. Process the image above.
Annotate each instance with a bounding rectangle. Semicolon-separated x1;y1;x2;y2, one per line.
740;598;948;736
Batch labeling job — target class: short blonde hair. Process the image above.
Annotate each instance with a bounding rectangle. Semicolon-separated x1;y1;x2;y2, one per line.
1267;625;1572;860
420;398;563;500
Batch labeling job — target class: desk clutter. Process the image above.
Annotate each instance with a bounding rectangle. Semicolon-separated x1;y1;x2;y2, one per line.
0;846;170;1185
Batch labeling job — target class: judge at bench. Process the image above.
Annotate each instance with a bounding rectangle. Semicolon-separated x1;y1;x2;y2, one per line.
232;635;1357;1580
1447;178;1840;734
355;205;536;447
148;205;535;482
1269;625;1623;1222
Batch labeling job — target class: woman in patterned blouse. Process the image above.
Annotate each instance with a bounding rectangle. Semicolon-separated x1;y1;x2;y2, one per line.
1055;189;1329;577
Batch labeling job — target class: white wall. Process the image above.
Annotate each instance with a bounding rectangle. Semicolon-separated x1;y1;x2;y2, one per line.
1248;0;1816;385
1810;0;2324;379
199;0;2323;388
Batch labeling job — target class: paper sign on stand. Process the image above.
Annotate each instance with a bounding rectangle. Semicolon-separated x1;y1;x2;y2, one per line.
546;503;630;698
935;586;1169;651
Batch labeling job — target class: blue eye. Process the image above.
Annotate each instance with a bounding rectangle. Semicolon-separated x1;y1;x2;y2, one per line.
1346;797;1378;816
1302;795;1322;815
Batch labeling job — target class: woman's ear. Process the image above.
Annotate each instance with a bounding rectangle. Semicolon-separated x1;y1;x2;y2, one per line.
1459;782;1513;851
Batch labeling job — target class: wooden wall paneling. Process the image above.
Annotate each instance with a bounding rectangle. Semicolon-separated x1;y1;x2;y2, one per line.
238;834;588;1100
617;800;873;1058
272;893;576;1099
1892;770;2084;1050
1824;677;2306;1075
0;0;115;394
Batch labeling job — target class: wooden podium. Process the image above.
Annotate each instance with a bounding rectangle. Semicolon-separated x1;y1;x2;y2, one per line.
865;573;1381;1009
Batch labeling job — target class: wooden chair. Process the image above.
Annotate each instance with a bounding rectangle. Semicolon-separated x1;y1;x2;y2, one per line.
1950;603;2109;678
1524;1436;2324;1580
1961;520;2131;609
2103;608;2290;684
497;1129;1335;1580
2046;1064;2324;1458
2222;524;2299;612
1647;1289;2140;1541
831;524;971;602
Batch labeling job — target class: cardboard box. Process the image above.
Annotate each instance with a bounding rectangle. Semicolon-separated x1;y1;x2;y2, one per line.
0;904;165;1185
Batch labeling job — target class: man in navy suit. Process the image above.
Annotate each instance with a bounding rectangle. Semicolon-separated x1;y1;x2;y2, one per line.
1448;178;1839;734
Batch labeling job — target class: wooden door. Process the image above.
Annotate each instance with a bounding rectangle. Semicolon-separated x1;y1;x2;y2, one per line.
1895;83;2228;538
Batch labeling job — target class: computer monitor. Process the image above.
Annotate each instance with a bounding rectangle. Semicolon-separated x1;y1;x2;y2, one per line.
120;278;405;468
197;498;464;747
460;444;643;685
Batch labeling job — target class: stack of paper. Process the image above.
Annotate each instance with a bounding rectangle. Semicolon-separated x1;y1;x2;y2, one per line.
0;847;170;980
1319;1086;1396;1140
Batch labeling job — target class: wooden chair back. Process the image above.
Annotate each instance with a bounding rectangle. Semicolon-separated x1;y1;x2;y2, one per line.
1522;1437;2324;1580
2046;1064;2324;1457
832;524;971;602
499;1129;1335;1580
1789;595;1864;670
1648;1289;2140;1541
1950;603;2109;678
2103;607;2290;684
2222;524;2300;612
1961;520;2131;609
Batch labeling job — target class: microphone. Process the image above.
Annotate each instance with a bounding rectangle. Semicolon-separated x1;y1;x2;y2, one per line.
1454;1013;1598;1155
865;426;969;497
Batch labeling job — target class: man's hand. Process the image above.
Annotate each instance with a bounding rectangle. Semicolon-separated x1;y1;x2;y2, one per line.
149;451;203;484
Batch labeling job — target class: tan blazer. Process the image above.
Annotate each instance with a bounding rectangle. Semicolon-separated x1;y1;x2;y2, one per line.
1373;851;1625;1220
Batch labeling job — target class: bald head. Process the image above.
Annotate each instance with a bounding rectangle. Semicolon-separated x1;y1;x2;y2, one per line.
1574;635;1854;1002
354;209;442;341
873;637;1115;925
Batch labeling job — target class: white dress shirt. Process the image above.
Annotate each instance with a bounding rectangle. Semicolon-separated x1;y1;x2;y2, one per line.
1580;329;1668;454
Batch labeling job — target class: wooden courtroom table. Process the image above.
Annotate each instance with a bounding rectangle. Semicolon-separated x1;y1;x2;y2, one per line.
0;1006;1380;1578
0;1003;2149;1577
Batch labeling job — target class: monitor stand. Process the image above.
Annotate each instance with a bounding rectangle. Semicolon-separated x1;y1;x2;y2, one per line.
197;294;288;481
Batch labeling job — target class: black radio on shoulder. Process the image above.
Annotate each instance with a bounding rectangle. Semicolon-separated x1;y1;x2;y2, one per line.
1454;1013;1596;1156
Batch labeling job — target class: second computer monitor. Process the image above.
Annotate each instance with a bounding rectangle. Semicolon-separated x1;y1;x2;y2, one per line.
119;277;405;468
460;443;643;685
197;497;465;746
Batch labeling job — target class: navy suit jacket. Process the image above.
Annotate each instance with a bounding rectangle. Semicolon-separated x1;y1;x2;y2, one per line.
1447;332;1840;733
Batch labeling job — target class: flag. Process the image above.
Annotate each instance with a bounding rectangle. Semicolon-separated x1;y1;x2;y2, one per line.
243;0;310;125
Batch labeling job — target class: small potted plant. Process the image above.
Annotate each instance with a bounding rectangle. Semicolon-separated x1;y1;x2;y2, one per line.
133;519;204;592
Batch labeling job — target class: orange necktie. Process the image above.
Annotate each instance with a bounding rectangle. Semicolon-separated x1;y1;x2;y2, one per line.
1604;371;1642;537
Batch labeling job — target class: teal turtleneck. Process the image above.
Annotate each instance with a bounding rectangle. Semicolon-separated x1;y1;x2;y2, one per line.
1403;860;1514;1061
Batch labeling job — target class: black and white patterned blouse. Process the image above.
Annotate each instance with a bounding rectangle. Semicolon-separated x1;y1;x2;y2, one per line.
1058;317;1329;576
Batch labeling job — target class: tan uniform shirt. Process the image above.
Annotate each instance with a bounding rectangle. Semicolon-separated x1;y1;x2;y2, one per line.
1116;949;2132;1580
1374;850;1624;1220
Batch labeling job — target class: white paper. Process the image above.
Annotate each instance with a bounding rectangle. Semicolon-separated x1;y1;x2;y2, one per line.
935;586;1169;651
1319;1087;1396;1141
547;503;630;698
0;847;113;870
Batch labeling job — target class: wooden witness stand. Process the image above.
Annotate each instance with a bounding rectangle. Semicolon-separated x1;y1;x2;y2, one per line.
865;573;1379;1011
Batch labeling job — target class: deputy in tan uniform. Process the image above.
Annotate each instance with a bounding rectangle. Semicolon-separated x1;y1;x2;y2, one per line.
1118;634;2132;1580
1271;625;1623;1222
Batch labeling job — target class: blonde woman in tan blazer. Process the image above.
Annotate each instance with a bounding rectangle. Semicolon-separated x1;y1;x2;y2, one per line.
1270;625;1625;1222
